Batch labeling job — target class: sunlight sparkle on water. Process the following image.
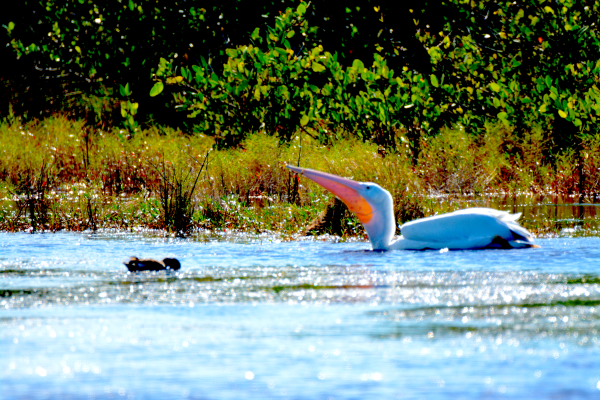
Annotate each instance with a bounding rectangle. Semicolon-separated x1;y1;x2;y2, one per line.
1;232;600;399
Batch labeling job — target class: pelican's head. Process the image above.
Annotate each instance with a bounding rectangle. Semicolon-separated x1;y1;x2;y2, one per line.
287;165;395;250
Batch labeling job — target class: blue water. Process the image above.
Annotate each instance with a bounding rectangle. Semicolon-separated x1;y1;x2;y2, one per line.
1;232;600;399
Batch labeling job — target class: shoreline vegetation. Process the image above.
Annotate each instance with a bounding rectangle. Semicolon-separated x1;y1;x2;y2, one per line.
3;2;600;238
2;115;600;238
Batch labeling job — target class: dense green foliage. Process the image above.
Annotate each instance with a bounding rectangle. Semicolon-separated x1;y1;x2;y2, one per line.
3;0;600;161
155;1;600;157
1;0;403;128
2;0;229;127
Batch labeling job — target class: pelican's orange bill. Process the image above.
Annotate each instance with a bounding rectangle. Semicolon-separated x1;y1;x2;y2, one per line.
286;165;373;223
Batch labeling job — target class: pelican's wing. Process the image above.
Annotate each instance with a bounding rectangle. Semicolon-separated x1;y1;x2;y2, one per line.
397;208;533;250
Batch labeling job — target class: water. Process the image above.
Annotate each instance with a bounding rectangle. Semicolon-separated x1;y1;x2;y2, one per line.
2;232;600;399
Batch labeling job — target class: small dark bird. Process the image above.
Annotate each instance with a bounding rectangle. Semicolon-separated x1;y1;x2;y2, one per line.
124;257;181;272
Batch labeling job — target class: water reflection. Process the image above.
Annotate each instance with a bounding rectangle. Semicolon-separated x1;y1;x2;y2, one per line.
455;195;600;235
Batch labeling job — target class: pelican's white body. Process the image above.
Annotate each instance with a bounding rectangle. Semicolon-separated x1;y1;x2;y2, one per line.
286;165;536;251
392;208;533;250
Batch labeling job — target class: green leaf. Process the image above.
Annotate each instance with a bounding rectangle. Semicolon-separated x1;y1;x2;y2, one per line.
430;74;439;88
287;30;295;39
352;59;365;71
498;112;509;127
149;81;164;97
558;109;568;118
490;82;501;92
297;3;306;15
119;83;130;97
300;114;309;126
128;0;135;11
469;62;480;71
312;62;325;72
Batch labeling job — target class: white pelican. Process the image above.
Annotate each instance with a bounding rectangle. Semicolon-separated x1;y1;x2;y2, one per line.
287;165;537;250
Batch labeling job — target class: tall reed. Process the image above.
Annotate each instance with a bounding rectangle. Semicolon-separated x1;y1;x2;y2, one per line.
152;152;209;236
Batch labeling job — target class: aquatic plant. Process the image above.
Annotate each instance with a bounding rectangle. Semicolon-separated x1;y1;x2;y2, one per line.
152;152;209;236
8;162;54;232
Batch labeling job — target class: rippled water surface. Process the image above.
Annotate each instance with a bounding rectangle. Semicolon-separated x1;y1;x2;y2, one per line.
2;232;600;399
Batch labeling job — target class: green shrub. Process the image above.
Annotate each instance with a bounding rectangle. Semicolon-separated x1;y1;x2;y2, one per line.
4;1;600;160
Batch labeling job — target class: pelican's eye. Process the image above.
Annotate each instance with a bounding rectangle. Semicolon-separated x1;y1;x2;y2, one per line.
366;186;370;190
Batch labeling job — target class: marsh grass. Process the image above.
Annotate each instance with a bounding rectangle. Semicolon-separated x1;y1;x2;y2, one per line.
9;162;54;232
152;152;209;236
2;115;600;237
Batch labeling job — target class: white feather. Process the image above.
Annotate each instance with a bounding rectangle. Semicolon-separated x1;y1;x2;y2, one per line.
393;208;533;250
